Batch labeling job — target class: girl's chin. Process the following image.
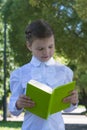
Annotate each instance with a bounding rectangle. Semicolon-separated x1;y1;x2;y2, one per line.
40;57;50;62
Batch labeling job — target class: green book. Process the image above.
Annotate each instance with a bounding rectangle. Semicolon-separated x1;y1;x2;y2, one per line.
25;80;75;119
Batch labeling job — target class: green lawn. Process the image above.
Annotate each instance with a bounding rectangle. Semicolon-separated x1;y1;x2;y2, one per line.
0;121;22;130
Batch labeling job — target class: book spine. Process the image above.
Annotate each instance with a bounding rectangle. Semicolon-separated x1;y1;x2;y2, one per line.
47;93;54;116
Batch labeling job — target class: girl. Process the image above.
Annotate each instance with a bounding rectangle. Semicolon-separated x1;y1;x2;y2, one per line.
9;19;78;130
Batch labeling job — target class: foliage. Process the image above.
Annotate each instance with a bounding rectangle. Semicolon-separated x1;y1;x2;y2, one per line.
2;0;41;65
77;72;87;110
1;0;84;66
0;0;16;106
0;1;5;100
74;0;87;21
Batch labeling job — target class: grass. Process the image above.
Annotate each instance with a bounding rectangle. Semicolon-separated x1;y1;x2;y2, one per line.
0;121;22;130
78;105;87;115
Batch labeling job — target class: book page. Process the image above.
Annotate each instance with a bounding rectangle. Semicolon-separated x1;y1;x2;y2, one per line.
29;80;52;94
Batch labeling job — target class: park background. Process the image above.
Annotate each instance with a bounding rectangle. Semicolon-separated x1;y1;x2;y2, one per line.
0;0;87;130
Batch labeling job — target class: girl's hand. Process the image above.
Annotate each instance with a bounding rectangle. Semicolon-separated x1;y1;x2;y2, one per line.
16;95;35;110
63;90;78;105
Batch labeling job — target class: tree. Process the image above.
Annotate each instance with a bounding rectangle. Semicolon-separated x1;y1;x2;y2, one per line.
77;72;87;111
74;0;87;21
2;0;87;66
0;0;16;112
2;0;42;65
0;0;5;105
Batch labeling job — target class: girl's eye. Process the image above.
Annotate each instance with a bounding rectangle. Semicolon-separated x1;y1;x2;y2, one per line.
49;46;53;49
37;48;44;51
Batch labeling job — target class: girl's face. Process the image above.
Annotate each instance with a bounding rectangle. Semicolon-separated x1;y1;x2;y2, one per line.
27;35;55;62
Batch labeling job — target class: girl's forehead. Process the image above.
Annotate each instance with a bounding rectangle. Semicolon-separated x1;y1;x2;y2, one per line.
33;36;54;44
33;40;54;48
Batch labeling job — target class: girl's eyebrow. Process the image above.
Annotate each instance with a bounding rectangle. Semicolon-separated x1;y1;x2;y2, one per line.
49;44;54;46
36;46;44;48
48;44;54;47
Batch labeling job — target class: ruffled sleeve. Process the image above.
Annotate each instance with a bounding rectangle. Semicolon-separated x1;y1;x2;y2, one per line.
64;66;73;83
8;68;24;116
63;66;78;112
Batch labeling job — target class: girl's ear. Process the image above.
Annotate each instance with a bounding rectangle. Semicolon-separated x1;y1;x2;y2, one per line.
26;41;32;51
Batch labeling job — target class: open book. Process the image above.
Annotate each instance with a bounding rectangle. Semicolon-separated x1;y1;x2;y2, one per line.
25;80;75;119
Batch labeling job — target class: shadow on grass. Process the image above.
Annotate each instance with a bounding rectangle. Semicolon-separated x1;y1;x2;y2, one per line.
0;121;22;128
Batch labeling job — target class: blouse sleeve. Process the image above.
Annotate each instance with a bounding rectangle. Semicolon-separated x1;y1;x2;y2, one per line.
64;66;73;83
8;68;24;116
63;66;78;112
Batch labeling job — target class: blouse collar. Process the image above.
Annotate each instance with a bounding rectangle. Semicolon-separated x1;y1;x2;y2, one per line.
30;56;55;67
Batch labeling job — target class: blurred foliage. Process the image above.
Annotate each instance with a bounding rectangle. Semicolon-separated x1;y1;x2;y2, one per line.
74;0;87;21
77;72;87;110
0;0;16;102
1;0;85;66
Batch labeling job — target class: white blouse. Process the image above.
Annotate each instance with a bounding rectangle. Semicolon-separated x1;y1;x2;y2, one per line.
9;56;77;130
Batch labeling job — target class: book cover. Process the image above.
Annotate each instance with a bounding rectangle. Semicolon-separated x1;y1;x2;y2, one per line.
25;80;75;119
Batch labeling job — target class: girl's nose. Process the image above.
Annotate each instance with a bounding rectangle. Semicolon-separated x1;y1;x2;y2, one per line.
43;49;49;55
